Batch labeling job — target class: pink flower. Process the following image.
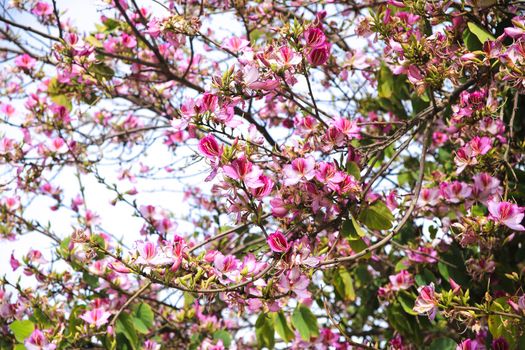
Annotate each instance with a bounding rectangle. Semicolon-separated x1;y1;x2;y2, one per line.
272;46;302;67
333;174;361;195
504;27;525;39
223;36;250;52
15;54;36;70
387;0;405;7
456;339;480;350
32;2;53;16
1;196;20;211
48;137;68;153
121;33;137;48
10;252;20;271
304;27;326;49
213;253;240;282
440;181;472;203
315;162;345;188
270;196;289;217
432;131;448;147
80;307;111;328
198;135;222;160
417;187;440;207
408;246;438;264
307;44;330;66
469;136;492;156
278;267;310;300
223;155;262;188
1;103;15;117
487;200;525;231
283;156;316;186
333;117;360;138
267;231;290;253
143;340;161;350
135;241;168;265
25;329;56;350
454;146;477;175
250;175;274;198
472;173;501;204
389;270;413;291
413;283;438;319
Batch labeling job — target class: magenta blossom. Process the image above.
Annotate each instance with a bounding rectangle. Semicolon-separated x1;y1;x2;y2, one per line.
283;156;316;186
408;246;438;264
389;270;413;291
303;27;326;48
307;44;331;66
487;200;525;231
223;155;263;188
32;2;53;16
198;135;223;160
25;329;56;350
456;339;480;350
15;54;37;70
278;267;311;301
472;172;501;203
469;136;492;156
413;283;438;320
267;231;290;253
80;307;111;328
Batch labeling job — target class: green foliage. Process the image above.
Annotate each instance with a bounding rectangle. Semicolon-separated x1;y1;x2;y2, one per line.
359;201;394;231
340;217;365;240
429;338;457;350
9;320;34;343
116;312;139;350
291;304;319;341
213;330;232;347
332;268;356;301
271;311;294;342
467;22;495;44
255;313;275;349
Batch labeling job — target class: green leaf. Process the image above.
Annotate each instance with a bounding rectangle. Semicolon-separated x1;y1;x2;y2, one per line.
395;258;409;272
255;314;275;349
91;63;115;79
271;312;294;342
349;238;371;259
116;313;138;350
359;201;394;231
437;262;450;281
133;303;154;329
83;271;100;289
467;22;495;43
9;320;34;343
488;298;517;347
378;64;394;99
471;204;486;216
346;161;361;180
333;268;356;301
14;344;26;350
462;28;482;52
213;330;232;347
183;292;195;307
50;94;72;111
132;318;149;334
398;292;419;316
33;308;52;328
340;217;365;240
429;338;457;350
65;305;84;338
291;304;319;341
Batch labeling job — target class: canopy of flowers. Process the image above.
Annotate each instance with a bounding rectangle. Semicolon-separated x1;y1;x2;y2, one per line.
0;0;525;349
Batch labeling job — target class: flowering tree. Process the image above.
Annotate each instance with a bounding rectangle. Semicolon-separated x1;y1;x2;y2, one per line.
1;0;525;349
